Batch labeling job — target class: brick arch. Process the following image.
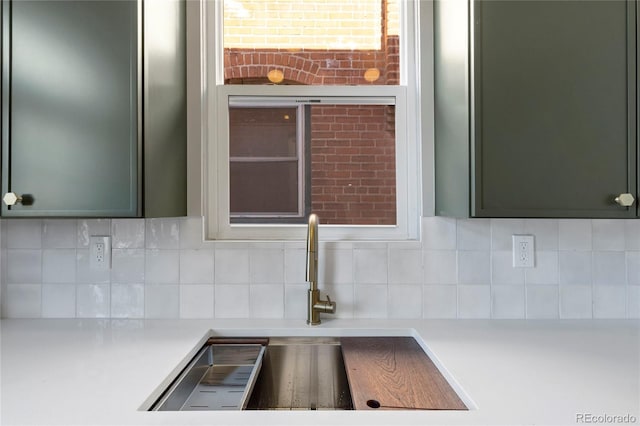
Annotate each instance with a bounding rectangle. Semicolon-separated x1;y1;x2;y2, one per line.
224;52;321;85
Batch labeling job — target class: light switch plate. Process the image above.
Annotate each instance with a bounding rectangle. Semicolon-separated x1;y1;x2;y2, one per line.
90;236;111;270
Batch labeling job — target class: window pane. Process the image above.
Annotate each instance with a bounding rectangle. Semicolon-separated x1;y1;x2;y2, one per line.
223;0;400;85
229;107;298;158
230;161;299;216
228;100;396;225
229;106;302;221
310;104;396;225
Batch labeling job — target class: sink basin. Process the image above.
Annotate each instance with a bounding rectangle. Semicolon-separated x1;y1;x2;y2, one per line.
148;334;468;412
149;336;352;411
245;337;353;410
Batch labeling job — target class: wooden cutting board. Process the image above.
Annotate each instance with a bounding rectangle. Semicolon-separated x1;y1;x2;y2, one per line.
340;337;467;410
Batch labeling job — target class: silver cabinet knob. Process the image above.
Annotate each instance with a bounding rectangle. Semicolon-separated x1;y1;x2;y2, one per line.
3;192;23;206
614;193;635;207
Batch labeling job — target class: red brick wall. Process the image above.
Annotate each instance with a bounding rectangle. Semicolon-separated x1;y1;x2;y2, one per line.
310;105;396;225
224;46;397;85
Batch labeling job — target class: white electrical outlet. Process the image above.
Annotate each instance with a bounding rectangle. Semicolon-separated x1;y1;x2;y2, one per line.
512;234;535;268
90;236;111;270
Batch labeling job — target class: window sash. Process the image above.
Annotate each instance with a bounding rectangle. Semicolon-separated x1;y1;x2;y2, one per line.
229;103;305;220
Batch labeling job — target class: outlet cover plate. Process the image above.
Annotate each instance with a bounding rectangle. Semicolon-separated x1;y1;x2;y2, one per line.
90;236;111;270
512;234;535;268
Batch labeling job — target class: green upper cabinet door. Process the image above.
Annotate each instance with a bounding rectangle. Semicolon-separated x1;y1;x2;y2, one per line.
1;0;186;218
435;0;638;218
2;0;139;217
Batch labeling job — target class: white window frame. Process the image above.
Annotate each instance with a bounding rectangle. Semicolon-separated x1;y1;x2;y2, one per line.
204;0;422;241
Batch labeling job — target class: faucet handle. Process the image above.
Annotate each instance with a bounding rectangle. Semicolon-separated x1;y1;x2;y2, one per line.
322;295;337;314
312;294;337;315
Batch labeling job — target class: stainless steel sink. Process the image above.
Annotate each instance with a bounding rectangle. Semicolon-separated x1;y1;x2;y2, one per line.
149;336;353;411
245;337;353;410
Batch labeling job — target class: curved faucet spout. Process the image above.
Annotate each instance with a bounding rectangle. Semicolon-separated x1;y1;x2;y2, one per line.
305;213;336;325
305;213;318;290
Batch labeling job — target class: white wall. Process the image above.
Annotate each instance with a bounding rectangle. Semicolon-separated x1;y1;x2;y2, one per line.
0;216;638;319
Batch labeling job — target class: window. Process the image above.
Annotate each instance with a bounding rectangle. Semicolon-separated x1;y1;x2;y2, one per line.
229;103;305;223
205;0;421;240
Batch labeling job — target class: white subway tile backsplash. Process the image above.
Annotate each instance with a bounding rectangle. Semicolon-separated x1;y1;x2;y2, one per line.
423;285;457;318
319;248;353;285
250;284;284;318
76;284;110;318
76;250;111;284
180;285;214;319
146;218;180;249
214;249;249;284
627;286;639;319
354;248;387;284
214;284;249;318
458;285;490;319
625;220;640;251
491;251;525;285
5;284;41;318
592;219;626;251
43;220;77;248
179;217;206;249
559;285;592;319
424;250;457;284
457;219;491;250
42;284;76;318
593;285;626;319
490;219;525;251
558;251;592;285
145;250;180;284
458;251;491;285
284;284;307;319
558;219;592;251
524;219;558;250
284;248;306;285
77;219;111;248
179;250;214;284
111;249;144;284
491;285;525;319
592;251;626;285
526;285;559;319
110;284;144;319
42;249;76;284
112;219;145;249
627;252;640;286
145;285;180;319
422;217;456;250
7;220;42;249
525;251;558;285
388;249;422;284
1;215;636;320
388;285;422;319
354;284;388;318
7;250;41;284
250;249;284;284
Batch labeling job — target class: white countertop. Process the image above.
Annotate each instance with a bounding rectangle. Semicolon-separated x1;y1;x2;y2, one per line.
1;318;639;426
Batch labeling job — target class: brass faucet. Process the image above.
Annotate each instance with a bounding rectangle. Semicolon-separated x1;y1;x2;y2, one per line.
306;213;336;325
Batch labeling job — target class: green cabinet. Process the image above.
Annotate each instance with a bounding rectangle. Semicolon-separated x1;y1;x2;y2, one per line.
435;0;638;218
1;0;186;218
